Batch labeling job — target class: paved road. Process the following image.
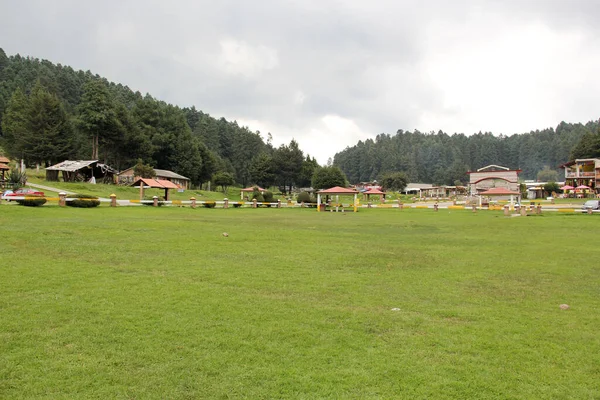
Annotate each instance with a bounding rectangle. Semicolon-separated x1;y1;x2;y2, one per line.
27;182;77;195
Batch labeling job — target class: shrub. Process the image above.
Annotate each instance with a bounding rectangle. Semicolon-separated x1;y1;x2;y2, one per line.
233;202;243;208
297;191;313;204
8;168;26;191
203;201;216;208
253;193;265;202
263;190;274;203
16;194;46;207
67;194;101;208
143;195;165;206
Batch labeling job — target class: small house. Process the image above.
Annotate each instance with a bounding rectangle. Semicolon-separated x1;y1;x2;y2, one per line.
119;167;190;189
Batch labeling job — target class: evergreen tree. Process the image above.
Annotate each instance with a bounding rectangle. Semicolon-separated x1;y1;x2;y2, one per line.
1;87;29;159
22;81;74;165
77;79;118;159
298;155;320;188
570;130;600;159
272;139;304;193
249;153;276;188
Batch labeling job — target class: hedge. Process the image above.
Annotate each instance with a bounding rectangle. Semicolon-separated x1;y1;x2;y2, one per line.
66;194;101;208
16;194;47;207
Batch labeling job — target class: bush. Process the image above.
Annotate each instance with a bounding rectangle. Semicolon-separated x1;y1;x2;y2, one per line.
233;202;243;208
297;191;313;204
16;194;46;207
253;193;265;202
203;201;216;208
8;168;26;191
263;190;274;202
66;194;101;208
143;195;165;206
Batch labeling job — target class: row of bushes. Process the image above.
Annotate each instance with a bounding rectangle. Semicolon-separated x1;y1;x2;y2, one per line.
16;194;100;208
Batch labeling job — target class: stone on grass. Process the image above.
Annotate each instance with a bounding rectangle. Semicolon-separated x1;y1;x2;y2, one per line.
559;304;570;310
222;232;229;237
391;308;401;311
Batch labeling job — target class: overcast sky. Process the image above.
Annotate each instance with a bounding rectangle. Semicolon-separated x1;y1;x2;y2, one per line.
2;0;600;163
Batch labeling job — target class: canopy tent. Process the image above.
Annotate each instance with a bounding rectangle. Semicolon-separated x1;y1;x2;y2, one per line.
316;186;359;212
560;185;574;191
575;185;590;190
240;186;265;199
479;187;521;208
131;177;179;201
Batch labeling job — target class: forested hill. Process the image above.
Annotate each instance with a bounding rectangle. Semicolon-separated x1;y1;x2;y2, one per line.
0;48;314;189
334;122;599;184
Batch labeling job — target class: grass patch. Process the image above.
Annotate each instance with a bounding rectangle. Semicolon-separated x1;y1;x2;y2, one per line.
0;208;599;398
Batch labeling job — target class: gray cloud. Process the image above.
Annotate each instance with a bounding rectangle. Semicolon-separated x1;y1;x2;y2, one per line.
2;0;600;162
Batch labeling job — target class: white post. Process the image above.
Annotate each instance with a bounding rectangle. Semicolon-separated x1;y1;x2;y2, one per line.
336;195;339;212
317;193;321;212
510;195;514;210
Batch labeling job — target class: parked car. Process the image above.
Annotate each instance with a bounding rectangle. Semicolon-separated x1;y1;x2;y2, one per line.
581;200;600;211
3;188;45;201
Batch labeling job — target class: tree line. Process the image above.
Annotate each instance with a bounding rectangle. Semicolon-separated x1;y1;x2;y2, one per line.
333;122;600;184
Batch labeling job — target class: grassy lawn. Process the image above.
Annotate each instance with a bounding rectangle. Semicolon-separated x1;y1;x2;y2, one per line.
1;207;599;399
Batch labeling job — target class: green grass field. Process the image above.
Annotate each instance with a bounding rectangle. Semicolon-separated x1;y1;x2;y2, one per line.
1;207;599;399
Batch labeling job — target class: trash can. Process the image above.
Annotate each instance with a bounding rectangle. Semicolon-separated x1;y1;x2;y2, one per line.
319;204;326;212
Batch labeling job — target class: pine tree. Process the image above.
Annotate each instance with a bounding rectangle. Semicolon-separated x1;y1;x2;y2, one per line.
22;81;74;165
78;79;118;159
1;87;29;159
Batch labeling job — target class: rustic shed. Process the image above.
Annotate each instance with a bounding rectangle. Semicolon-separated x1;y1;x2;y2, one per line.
46;160;118;183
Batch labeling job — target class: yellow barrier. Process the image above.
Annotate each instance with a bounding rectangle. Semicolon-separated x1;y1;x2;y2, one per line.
447;206;465;210
558;208;575;213
415;205;429;209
